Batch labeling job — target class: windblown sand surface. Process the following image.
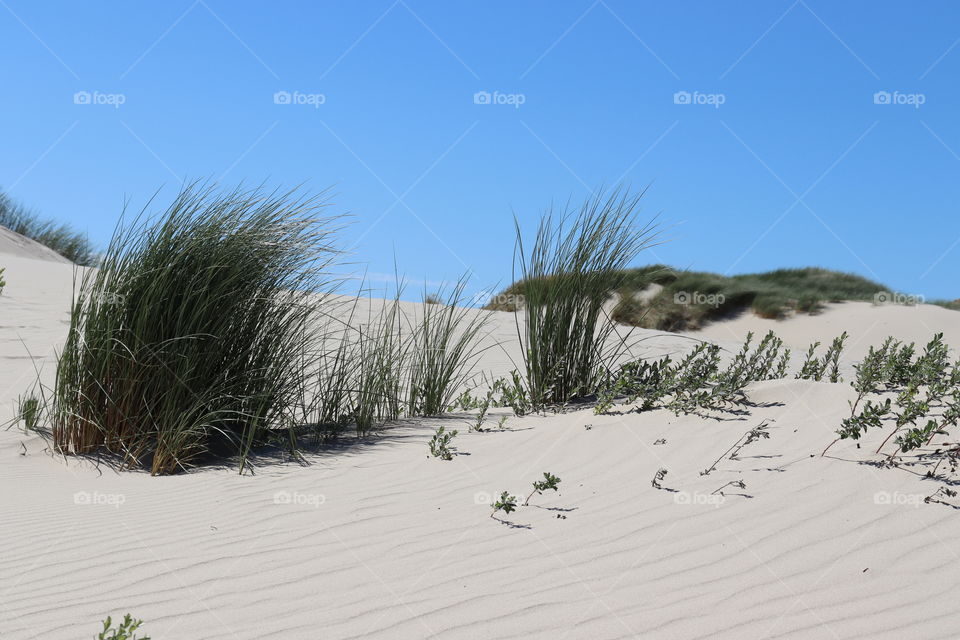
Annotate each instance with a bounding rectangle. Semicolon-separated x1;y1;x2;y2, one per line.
2;238;959;639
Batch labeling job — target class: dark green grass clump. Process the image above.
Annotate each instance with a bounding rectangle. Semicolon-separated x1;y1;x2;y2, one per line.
615;266;888;330
0;190;97;265
490;265;890;331
50;183;340;474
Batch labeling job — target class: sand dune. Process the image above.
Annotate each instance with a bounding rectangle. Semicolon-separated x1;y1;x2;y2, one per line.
1;236;958;639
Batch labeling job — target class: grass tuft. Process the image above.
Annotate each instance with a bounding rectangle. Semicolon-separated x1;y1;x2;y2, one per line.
512;186;658;406
48;182;341;474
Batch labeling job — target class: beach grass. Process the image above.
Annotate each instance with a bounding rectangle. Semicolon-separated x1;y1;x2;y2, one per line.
511;186;658;406
49;183;340;474
0;190;97;265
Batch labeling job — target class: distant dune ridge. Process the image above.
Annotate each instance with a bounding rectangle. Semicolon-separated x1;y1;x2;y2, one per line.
3;221;960;638
0;225;73;264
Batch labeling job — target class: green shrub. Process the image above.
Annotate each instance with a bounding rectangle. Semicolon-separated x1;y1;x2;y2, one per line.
48;183;340;474
98;614;149;640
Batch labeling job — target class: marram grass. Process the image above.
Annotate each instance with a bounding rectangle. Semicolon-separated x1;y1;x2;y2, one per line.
513;186;658;406
51;183;340;474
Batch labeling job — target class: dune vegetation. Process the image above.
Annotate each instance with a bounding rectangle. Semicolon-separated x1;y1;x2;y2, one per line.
488;264;891;331
0;190;97;265
510;187;658;406
22;183;495;474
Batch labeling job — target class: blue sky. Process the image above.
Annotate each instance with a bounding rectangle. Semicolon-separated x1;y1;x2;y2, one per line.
2;1;959;301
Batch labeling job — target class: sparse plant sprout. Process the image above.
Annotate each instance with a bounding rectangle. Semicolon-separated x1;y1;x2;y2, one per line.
653;438;666;445
924;486;958;506
468;400;490;432
710;480;746;496
98;614;149;640
428;426;458;460
651;467;668;489
491;491;518;519
796;332;848;382
524;472;561;505
701;420;772;475
452;389;477;412
490;370;532;416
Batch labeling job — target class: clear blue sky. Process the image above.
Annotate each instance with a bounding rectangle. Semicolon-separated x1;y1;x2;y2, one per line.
3;1;959;301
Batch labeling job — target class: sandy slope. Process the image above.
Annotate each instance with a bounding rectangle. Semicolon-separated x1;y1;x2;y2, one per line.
2;242;959;639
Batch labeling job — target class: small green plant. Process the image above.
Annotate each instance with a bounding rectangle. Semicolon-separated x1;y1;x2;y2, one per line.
796;332;848;382
651;467;668;489
491;491;518;519
428;426;458;460
98;614;150;640
710;480;746;496
701;421;771;475
524;472;561;505
491;370;531;416
0;267;5;295
835;398;893;442
17;395;40;432
468;400;490;432
925;486;958;506
496;415;508;430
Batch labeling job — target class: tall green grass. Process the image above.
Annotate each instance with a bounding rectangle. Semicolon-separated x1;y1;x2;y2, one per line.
304;276;492;439
406;277;492;416
0;191;97;265
51;183;340;474
513;187;658;406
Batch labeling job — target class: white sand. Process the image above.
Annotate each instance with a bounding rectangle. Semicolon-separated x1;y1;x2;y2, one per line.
2;238;959;639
